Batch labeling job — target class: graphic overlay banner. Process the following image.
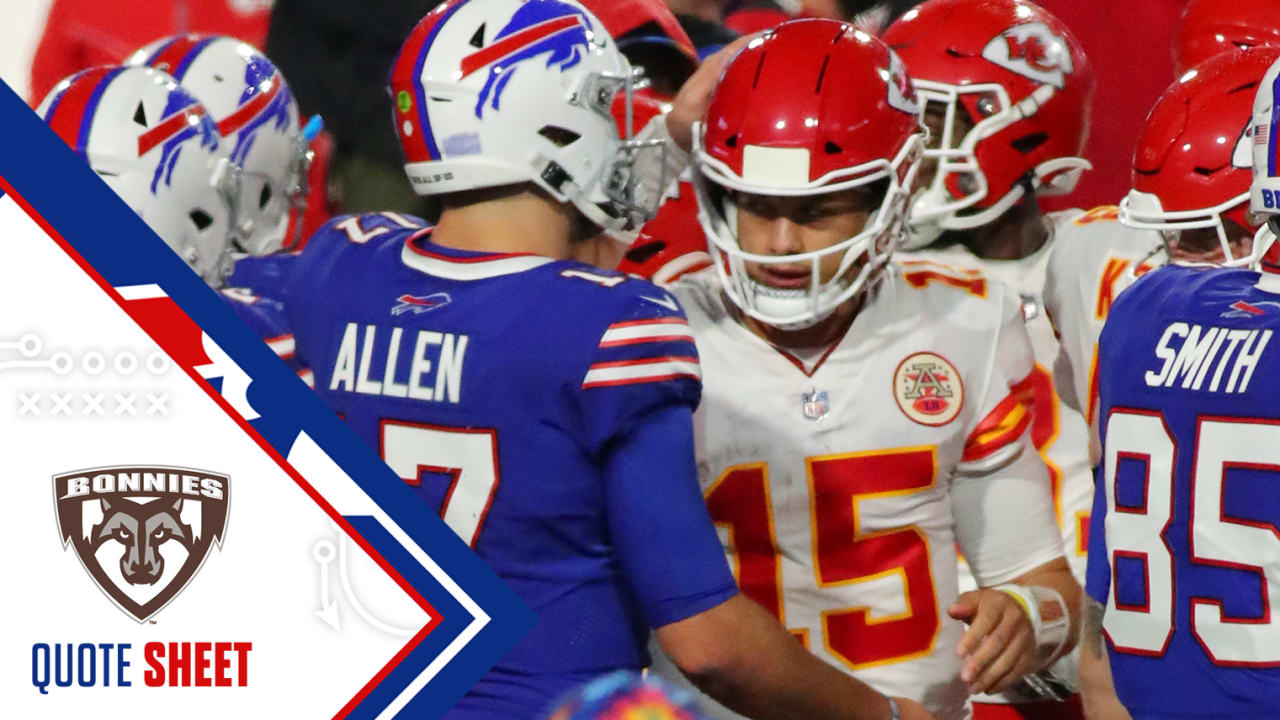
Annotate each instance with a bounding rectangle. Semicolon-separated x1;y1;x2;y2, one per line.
0;76;534;718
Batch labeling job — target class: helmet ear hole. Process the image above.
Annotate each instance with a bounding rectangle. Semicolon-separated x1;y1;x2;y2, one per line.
538;125;582;147
133;102;148;126
825;141;843;155
1010;132;1048;154
189;209;213;231
258;183;273;209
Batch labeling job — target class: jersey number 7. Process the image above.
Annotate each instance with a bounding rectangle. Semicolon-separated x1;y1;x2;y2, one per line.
380;420;500;548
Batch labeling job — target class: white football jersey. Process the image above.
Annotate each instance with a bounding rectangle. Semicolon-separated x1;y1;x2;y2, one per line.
1042;206;1162;466
654;265;1065;720
904;209;1096;583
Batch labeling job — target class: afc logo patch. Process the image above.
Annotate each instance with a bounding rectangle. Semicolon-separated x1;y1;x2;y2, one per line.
53;466;229;623
894;352;963;426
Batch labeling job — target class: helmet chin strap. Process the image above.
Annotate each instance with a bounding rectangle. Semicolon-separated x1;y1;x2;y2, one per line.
737;205;880;332
745;279;848;331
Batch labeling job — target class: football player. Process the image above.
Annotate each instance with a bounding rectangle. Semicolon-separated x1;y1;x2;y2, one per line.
1047;49;1280;463
650;19;1079;720
884;1;1094;714
126;34;321;302
36;65;304;377
1082;53;1280;719
284;2;929;719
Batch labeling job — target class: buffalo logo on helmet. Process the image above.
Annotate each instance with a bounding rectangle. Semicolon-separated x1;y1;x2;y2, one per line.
981;22;1074;89
894;352;963;426
133;89;220;195
53;466;229;623
460;0;596;119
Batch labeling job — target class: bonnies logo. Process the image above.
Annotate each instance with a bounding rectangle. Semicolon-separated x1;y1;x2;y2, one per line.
53;466;229;622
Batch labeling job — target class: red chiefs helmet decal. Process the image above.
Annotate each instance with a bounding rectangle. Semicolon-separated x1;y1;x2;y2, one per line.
886;49;920;116
981;22;1074;89
1235;121;1254;169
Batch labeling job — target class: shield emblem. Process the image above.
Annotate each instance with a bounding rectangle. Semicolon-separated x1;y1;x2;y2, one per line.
802;389;830;421
53;465;229;622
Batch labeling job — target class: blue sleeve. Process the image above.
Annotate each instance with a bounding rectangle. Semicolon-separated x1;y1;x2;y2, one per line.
576;286;702;450
605;402;738;628
1085;461;1110;604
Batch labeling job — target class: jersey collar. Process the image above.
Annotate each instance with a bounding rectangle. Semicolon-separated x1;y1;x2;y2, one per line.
401;229;554;281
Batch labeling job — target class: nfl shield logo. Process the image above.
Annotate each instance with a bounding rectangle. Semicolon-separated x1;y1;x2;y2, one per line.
802;389;829;421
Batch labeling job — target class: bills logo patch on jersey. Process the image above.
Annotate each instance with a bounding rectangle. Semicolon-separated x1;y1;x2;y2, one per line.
894;352;963;426
392;292;452;315
981;22;1074;89
53;465;229;623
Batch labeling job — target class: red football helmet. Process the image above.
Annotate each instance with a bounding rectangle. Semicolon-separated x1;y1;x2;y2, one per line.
884;0;1094;243
1119;48;1280;267
1176;0;1280;76
694;19;924;329
616;180;712;283
582;0;698;93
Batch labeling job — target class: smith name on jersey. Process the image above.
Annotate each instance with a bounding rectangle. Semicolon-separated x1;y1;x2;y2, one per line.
652;264;1067;720
1089;264;1280;718
285;213;737;718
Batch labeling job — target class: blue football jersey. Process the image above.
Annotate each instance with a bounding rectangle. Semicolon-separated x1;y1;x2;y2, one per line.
285;214;737;718
1088;265;1280;718
219;288;307;378
226;213;429;300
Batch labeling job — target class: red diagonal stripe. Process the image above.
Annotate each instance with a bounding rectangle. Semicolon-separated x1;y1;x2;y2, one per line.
46;67;118;152
146;35;204;75
459;16;580;79
137;105;205;156
217;73;282;136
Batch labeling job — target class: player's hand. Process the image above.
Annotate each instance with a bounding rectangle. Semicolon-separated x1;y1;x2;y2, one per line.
948;589;1036;695
665;34;756;154
891;696;937;720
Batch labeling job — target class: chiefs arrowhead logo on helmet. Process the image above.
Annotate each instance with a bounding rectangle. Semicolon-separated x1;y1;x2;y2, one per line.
1235;121;1254;170
981;22;1074;89
886;48;920;116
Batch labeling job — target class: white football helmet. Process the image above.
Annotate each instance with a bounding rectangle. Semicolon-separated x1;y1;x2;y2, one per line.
128;35;311;256
1250;56;1280;272
390;0;663;233
38;65;239;285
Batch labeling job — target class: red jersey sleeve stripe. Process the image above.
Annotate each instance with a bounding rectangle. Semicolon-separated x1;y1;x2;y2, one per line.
962;374;1037;461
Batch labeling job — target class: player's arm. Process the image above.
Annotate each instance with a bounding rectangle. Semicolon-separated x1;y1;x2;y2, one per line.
1078;596;1132;720
604;404;931;720
1077;461;1130;719
656;594;932;720
950;445;1081;695
950;288;1082;695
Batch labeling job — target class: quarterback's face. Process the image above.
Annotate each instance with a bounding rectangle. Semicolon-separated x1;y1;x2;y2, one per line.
733;187;878;288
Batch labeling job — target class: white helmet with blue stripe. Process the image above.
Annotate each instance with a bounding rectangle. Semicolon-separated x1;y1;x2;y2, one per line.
37;65;240;285
389;0;661;234
127;35;313;256
1250;56;1280;272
